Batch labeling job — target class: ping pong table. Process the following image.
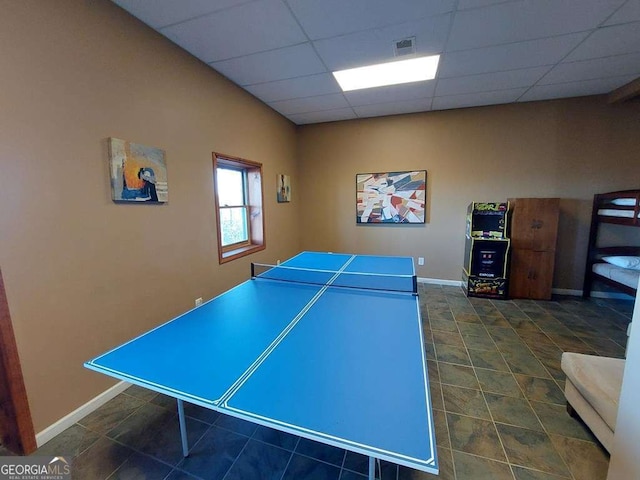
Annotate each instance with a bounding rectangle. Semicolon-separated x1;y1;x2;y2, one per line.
85;251;438;478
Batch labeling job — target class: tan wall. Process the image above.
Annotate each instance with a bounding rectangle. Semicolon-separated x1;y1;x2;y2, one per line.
0;1;299;432
297;98;640;290
1;0;639;438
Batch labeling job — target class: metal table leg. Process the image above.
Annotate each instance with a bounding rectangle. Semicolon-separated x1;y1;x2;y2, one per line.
177;399;189;457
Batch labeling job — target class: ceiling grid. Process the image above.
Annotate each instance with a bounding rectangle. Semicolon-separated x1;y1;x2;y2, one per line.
113;0;640;124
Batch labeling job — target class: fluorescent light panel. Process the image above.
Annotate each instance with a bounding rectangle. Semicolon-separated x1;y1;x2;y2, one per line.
333;55;440;92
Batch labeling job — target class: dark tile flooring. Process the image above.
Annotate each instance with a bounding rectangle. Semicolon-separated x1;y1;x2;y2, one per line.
1;285;633;479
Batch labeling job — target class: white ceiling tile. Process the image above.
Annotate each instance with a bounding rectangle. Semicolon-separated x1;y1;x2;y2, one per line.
313;14;451;71
448;0;625;51
112;0;640;124
433;88;527;110
539;53;640;85
353;98;433;118
604;0;640;25
435;66;549;96
344;82;436;107
287;0;455;40
565;22;640;61
519;75;637;102
457;0;519;10
440;33;587;77
112;0;249;28
160;0;306;62
269;93;349;115
287;108;358;125
211;43;327;85
245;74;341;102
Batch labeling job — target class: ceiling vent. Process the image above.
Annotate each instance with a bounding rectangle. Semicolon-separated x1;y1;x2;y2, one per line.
394;37;416;57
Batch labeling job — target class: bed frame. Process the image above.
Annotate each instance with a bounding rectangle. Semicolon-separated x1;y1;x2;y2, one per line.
583;189;640;298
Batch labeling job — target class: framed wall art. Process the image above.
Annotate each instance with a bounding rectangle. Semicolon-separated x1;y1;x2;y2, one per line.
109;137;168;203
277;174;291;203
356;170;426;224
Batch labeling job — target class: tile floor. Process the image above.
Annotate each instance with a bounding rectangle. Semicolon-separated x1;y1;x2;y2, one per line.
1;285;633;479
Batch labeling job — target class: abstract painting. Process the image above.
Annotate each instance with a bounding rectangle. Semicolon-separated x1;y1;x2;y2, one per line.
356;171;426;223
277;174;291;203
109;138;168;203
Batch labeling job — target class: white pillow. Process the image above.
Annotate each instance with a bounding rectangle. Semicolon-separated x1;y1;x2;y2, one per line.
602;256;640;270
611;198;636;206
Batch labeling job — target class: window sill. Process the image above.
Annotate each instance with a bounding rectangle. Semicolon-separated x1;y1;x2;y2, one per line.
219;244;265;264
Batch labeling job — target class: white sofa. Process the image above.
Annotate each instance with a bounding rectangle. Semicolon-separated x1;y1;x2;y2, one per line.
561;352;625;453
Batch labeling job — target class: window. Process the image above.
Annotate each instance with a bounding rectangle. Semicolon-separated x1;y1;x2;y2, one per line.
213;153;265;263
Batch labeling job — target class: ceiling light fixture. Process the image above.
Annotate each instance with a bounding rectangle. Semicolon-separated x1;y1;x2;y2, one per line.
332;55;440;92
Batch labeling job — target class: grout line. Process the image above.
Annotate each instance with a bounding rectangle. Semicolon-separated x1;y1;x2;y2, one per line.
422;285;456;480
276;439;298;480
429;290;616;479
453;297;514;479
337;443;348;480
488;301;576;480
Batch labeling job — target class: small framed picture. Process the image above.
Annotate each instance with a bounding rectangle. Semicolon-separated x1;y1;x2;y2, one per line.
109;138;168;203
277;174;291;203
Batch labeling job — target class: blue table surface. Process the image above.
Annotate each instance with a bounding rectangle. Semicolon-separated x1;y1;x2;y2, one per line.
86;279;323;404
85;252;437;473
263;251;416;293
225;287;436;470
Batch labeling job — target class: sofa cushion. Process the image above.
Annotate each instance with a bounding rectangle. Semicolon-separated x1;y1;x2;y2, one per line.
561;352;625;431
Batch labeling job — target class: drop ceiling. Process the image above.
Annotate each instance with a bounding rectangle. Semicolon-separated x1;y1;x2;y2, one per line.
112;0;640;125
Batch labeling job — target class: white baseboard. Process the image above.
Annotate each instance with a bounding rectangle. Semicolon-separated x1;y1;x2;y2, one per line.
36;381;130;447
551;288;583;297
414;280;633;300
552;288;635;300
417;277;463;287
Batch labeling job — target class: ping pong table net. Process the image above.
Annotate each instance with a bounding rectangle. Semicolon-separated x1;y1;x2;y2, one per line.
251;263;418;295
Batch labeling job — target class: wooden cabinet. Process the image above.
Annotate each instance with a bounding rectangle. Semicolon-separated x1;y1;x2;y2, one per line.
508;198;560;300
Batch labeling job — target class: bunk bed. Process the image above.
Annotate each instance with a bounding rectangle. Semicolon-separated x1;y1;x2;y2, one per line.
583;189;640;298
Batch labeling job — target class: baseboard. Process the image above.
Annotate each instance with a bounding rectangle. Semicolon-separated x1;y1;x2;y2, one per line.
36;381;130;447
417;277;463;287
552;288;635;300
551;288;583;297
413;281;632;300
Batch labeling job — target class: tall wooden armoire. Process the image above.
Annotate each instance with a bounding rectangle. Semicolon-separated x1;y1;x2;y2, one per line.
508;198;560;300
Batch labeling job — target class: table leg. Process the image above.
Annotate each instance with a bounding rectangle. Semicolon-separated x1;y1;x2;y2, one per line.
368;456;375;480
177;399;189;457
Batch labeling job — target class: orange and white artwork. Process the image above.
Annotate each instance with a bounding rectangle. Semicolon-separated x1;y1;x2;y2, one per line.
109;138;168;203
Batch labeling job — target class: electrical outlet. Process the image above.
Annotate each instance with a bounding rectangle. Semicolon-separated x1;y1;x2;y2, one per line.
195;297;203;307
418;257;425;266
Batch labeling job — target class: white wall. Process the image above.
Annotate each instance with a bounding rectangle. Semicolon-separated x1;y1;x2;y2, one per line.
607;288;640;479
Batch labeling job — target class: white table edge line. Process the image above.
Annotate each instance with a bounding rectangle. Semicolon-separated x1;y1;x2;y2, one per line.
414;297;438;462
223;404;438;468
83;362;219;406
85;279;253;365
218;255;358;407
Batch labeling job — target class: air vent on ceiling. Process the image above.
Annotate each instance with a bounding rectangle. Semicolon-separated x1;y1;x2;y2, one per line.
394;37;416;57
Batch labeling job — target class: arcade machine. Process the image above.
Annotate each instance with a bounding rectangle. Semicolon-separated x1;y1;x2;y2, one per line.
462;202;510;299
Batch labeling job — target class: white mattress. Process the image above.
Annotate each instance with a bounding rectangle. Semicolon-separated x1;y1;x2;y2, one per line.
598;209;640;218
611;198;637;206
593;263;640;290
